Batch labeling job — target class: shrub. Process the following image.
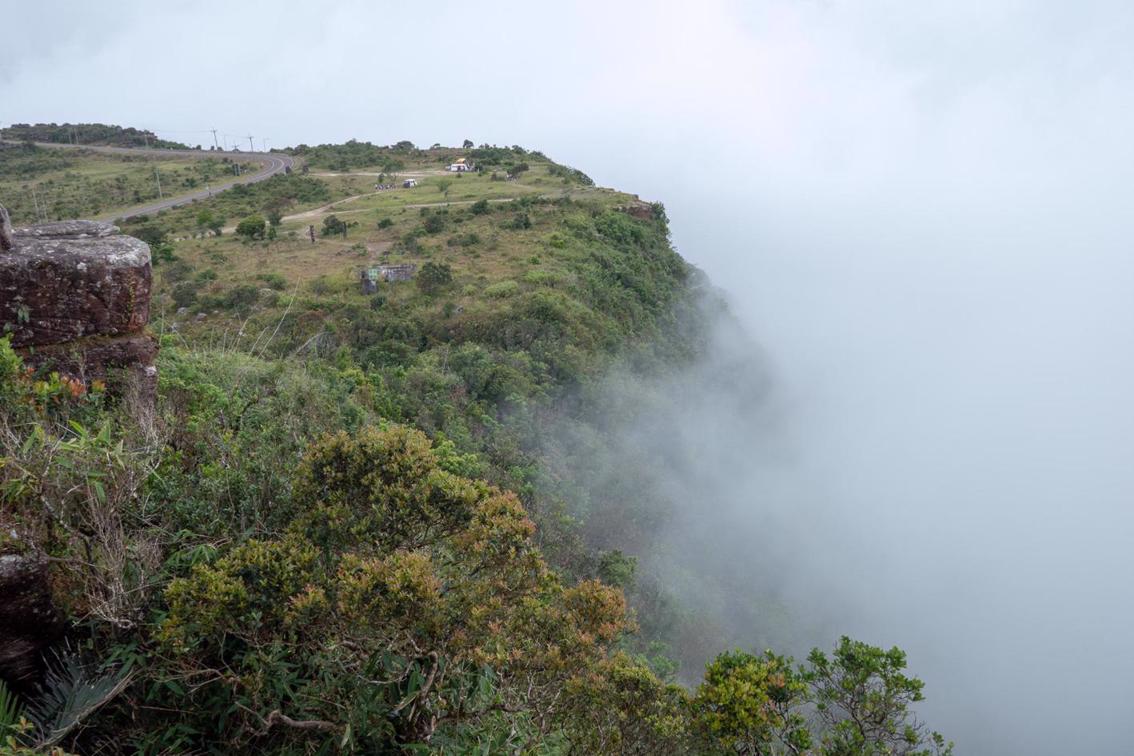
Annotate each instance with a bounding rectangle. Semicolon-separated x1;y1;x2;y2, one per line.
309;276;333;295
256;272;287;290
507;213;531;230
377;218;394;229
416;262;453;295
485;280;520;299
322;215;348;238
235;215;266;241
171;280;200;309
447;232;480;248
523;269;565;288
470;199;490;215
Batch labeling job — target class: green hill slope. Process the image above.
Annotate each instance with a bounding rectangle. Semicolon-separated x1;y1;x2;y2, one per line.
0;134;950;754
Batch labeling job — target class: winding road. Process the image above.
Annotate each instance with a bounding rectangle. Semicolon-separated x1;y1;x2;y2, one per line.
2;141;295;221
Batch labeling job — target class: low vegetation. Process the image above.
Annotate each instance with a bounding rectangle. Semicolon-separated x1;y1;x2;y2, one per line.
0;133;951;753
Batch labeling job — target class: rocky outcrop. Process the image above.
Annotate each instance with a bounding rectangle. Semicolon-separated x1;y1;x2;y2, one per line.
0;555;64;694
0;205;156;399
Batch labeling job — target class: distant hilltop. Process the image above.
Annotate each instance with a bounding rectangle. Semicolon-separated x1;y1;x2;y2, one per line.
1;122;190;150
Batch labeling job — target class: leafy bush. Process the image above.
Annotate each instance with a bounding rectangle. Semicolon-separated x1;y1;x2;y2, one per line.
447;232;480;247
422;211;446;234
235;215;266;240
256;272;287;290
321;214;348;237
417;262;453;295
485;280;520;298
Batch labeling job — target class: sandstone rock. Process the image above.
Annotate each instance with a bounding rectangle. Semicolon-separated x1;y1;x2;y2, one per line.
0;205;156;400
0;554;64;693
621;202;654;221
1;222;151;347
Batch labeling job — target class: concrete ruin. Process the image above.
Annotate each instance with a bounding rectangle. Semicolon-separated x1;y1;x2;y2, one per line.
0;204;157;400
360;263;417;294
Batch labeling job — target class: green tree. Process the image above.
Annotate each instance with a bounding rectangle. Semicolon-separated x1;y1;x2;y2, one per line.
694;650;810;755
132;224;175;263
693;639;953;756
157;425;633;751
235;215;266;241
422;212;446;234
195;209;221;236
416;262;453;295
462;139;474;149
806;637;952;756
321;214;348;238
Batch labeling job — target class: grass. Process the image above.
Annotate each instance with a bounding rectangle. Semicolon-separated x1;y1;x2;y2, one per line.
2;139;658;361
0;143;256;225
150;170;649;351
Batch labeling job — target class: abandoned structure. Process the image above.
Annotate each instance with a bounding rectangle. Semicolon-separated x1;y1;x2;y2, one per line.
360;263;417;293
0;204;157;401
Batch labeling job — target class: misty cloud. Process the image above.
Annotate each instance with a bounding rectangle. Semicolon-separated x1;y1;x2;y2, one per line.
6;1;1134;752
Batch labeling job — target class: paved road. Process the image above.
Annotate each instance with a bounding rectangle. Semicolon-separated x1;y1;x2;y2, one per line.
2;141;295;220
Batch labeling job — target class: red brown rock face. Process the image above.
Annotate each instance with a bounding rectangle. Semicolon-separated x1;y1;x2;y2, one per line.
0;219;156;399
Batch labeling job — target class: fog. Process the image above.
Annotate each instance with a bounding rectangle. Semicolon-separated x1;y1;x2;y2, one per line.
7;1;1134;752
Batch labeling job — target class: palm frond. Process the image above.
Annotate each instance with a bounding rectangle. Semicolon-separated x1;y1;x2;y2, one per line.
0;678;24;735
24;646;131;748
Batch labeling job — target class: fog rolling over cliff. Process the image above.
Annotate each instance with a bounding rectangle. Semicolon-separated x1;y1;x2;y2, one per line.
9;0;1134;752
551;6;1134;753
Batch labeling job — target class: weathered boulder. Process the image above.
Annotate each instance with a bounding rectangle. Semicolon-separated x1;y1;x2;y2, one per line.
1;221;151;346
0;555;64;693
0;206;156;398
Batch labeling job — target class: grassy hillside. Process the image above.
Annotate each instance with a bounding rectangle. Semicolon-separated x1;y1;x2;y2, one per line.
0;142;255;225
0;136;951;754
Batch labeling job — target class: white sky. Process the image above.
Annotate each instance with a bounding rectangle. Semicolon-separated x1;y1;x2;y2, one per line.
6;2;1134;752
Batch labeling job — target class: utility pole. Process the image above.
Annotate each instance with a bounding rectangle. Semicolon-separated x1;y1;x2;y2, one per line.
143;132;150;149
31;186;44;222
247;135;255;151
211;129;219;150
154;168;164;199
